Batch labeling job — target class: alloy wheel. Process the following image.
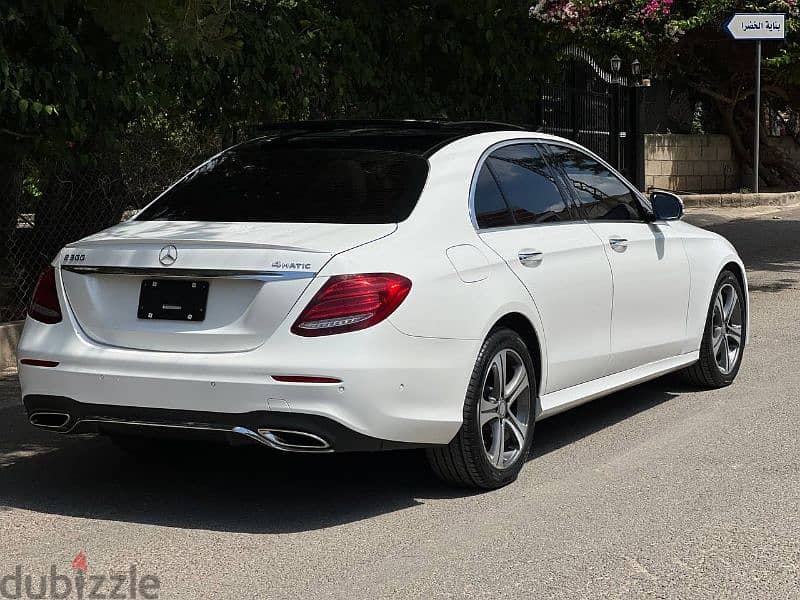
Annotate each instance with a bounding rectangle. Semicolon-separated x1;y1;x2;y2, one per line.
711;283;743;375
478;348;532;469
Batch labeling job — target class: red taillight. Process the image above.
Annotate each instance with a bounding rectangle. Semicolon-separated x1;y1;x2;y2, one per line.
291;273;412;337
28;266;62;324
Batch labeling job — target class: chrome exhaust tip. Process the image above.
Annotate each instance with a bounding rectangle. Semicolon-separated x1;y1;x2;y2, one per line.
232;427;332;453
29;412;71;429
258;428;331;452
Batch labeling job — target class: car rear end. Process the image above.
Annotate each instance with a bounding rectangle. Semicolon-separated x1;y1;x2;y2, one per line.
17;133;474;451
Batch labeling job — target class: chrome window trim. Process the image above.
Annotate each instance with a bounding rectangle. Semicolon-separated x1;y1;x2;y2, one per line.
475;220;595;235
61;265;316;282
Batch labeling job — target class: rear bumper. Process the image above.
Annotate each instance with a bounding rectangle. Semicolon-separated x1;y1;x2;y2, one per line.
23;395;423;452
17;316;479;446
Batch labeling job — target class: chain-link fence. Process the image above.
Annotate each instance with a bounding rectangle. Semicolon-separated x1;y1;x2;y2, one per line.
2;159;131;322
0;124;222;322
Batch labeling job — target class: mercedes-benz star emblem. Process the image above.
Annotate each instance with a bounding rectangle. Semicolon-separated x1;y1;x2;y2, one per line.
159;245;178;266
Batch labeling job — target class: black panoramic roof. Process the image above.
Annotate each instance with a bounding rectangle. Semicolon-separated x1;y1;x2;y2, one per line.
248;119;527;157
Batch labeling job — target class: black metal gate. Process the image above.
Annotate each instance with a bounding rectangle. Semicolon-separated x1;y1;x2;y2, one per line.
536;47;643;189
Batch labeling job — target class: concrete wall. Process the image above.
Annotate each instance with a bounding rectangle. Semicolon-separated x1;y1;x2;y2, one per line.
0;321;23;374
645;134;739;193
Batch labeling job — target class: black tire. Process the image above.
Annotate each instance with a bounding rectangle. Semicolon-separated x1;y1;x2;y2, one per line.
426;327;537;489
680;269;746;388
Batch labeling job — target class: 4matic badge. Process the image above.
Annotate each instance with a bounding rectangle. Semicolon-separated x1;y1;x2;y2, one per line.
272;260;312;270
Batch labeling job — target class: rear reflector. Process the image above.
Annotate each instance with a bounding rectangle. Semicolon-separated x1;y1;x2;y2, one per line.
272;375;342;384
19;359;59;368
291;273;411;337
28;266;62;324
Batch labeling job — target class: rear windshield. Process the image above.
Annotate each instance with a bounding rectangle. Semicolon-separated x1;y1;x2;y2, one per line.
136;146;429;223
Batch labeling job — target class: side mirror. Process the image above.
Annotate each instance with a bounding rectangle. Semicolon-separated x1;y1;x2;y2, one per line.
650;191;684;221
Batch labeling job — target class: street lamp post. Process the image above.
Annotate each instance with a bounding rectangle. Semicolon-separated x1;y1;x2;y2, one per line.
610;55;622;80
631;59;645;191
610;56;622;170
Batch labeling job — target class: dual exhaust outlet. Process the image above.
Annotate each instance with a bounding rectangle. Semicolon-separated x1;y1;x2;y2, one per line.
29;412;71;429
28;412;332;453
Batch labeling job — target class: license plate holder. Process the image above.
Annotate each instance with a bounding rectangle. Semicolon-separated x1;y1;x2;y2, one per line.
137;279;209;322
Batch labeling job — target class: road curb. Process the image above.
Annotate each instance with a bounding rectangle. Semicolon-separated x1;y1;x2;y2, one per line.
680;191;800;208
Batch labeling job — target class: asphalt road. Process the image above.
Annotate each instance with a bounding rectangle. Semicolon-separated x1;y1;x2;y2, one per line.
1;205;799;599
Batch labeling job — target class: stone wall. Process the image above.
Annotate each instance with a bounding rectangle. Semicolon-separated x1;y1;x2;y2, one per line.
644;134;739;193
0;320;22;374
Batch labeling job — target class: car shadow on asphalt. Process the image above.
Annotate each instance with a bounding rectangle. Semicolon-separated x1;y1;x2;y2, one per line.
529;376;691;460
0;376;694;534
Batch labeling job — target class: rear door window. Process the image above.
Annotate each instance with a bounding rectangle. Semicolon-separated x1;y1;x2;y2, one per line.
137;146;429;223
485;144;572;224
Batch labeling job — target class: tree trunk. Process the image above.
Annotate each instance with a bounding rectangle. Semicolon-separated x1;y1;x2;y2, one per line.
715;98;749;190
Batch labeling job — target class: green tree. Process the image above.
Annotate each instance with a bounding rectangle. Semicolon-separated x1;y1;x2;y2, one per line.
176;1;557;140
0;0;235;153
530;0;800;187
0;0;236;317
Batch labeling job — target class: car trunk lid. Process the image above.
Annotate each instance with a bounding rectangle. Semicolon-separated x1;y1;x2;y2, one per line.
59;220;395;352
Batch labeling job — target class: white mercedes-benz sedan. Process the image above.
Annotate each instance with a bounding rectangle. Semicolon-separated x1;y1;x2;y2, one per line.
18;121;747;488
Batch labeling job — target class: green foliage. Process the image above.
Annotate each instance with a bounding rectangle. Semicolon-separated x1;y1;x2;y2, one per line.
529;0;800;89
530;0;800;186
174;1;557;134
1;0;557;166
332;1;554;121
0;0;236;161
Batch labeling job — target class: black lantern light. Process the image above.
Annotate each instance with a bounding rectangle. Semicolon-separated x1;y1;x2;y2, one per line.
610;55;622;74
631;59;641;77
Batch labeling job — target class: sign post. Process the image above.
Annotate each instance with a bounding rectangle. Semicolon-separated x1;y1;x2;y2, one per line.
755;39;761;194
724;13;786;194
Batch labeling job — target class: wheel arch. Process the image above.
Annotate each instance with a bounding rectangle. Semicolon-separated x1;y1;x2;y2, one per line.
720;259;749;345
491;312;544;396
722;260;746;294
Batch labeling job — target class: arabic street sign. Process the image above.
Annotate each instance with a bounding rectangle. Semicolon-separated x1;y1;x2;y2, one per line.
724;13;786;40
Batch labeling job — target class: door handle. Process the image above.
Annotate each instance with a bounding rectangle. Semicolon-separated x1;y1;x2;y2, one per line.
518;249;543;267
609;238;628;252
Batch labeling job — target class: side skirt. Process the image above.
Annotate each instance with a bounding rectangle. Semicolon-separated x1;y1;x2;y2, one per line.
536;351;699;421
